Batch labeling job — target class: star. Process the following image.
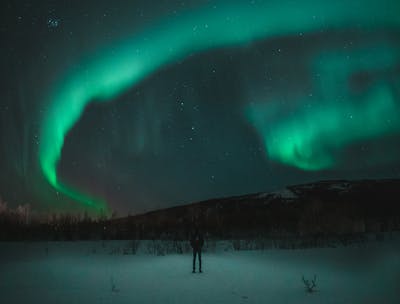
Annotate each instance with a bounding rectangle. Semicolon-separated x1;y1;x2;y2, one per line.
47;18;60;28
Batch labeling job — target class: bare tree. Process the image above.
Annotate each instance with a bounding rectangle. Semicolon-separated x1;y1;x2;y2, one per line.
302;275;317;293
110;276;119;293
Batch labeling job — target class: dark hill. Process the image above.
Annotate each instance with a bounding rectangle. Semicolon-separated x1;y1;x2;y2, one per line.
107;179;400;239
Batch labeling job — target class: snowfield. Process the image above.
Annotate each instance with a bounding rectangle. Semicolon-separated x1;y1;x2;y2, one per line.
1;237;399;304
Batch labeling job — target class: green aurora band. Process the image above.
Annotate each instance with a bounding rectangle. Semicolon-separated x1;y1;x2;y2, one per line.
247;45;400;170
39;0;400;211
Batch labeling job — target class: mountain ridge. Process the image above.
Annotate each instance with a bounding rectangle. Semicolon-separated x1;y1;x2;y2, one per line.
107;178;400;239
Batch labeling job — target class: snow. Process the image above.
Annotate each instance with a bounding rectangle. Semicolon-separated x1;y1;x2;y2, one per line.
329;183;351;191
1;238;399;304
257;188;297;200
272;188;298;200
256;192;271;199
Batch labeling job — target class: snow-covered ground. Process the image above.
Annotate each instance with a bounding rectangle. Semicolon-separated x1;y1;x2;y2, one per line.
1;237;399;304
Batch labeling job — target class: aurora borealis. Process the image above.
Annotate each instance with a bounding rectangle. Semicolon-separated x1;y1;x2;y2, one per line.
1;0;400;214
247;44;400;170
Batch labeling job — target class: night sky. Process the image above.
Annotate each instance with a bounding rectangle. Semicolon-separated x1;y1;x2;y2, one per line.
1;0;400;215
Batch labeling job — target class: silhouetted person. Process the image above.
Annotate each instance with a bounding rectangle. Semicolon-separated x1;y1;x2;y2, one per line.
190;229;204;273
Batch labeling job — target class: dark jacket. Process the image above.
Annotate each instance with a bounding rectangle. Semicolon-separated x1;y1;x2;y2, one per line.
190;232;204;251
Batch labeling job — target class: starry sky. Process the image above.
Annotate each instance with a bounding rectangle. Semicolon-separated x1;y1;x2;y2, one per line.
1;0;400;215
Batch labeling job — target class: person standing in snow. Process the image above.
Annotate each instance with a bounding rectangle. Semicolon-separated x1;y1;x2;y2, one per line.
190;228;204;273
